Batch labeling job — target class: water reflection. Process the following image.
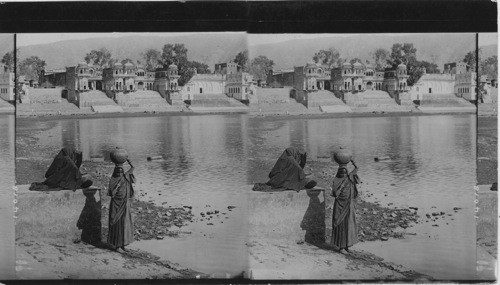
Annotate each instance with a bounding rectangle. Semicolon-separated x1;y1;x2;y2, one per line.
17;114;476;279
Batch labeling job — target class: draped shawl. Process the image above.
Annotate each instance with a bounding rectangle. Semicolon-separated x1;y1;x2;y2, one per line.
267;147;307;191
108;168;135;226
331;167;360;227
43;147;83;190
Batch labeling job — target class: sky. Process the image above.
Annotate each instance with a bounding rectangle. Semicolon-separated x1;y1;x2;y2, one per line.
16;32;244;47
478;33;498;47
18;32;498;47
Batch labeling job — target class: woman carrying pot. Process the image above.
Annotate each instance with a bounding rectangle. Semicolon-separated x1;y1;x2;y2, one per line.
107;148;135;252
330;148;360;254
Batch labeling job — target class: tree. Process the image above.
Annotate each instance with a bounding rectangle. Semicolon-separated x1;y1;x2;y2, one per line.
463;50;479;71
142;48;162;71
371;48;390;71
188;61;210;74
249;55;274;82
233;50;248;71
84;48;113;68
407;60;439;86
161;43;188;66
312;48;341;69
389;43;417;68
19;56;46;83
480;55;498;81
1;49;18;72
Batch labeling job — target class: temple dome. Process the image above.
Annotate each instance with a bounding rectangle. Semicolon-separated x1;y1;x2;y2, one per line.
342;61;351;67
398;62;407;69
353;61;363;68
305;61;317;68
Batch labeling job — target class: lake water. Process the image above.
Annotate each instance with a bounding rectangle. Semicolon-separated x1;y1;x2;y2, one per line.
0;115;15;279
16;114;477;279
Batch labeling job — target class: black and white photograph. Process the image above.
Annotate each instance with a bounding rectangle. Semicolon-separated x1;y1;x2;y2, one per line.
0;33;15;281
9;31;495;281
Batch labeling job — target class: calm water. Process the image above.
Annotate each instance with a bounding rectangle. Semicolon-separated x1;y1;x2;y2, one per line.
0;115;15;279
17;114;476;279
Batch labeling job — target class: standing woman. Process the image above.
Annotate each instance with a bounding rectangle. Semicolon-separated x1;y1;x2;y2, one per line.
108;159;135;252
331;159;360;254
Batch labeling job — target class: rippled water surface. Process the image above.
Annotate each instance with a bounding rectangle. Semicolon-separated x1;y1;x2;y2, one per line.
17;114;476;279
0;115;15;279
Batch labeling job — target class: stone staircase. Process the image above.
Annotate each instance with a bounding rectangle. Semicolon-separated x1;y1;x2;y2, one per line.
115;90;183;112
189;93;248;112
346;90;416;113
16;98;94;116
249;87;321;115
417;93;476;113
307;90;352;113
24;88;63;104
78;90;118;109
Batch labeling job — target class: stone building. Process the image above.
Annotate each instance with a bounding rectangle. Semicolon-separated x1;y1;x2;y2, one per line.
0;63;14;101
407;68;455;100
215;62;240;75
332;61;390;93
383;63;409;97
66;62;94;92
267;69;294;88
41;69;67;88
102;62;137;92
444;62;475;101
179;72;225;100
154;64;181;104
225;72;254;101
293;62;330;92
134;65;155;91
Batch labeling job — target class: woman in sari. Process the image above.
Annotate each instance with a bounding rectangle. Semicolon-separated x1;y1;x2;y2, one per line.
331;159;360;253
266;147;316;191
107;159;135;252
42;147;92;191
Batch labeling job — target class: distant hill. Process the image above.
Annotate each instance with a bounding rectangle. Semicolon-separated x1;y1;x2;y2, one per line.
0;34;14;58
18;33;247;70
249;34;476;70
479;44;497;60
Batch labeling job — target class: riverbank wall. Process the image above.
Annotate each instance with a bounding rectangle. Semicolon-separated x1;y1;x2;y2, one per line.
248;188;330;245
16;185;101;243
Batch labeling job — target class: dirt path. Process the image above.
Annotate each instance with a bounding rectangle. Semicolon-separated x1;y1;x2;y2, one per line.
247;238;430;280
16;237;201;280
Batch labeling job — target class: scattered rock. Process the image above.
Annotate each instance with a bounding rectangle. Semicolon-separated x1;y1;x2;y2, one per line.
453;207;461;211
228;206;236;209
156;235;164;240
207;223;214;226
380;236;389;241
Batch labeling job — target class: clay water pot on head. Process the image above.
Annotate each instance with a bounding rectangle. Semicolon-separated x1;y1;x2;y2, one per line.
110;147;128;165
333;147;352;165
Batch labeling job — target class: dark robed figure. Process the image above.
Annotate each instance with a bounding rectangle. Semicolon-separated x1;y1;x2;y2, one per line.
266;147;316;191
42;147;92;191
331;160;360;253
107;159;135;251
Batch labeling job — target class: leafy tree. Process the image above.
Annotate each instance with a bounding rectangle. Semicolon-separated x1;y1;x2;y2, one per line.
407;60;439;86
188;61;210;74
19;56;46;82
371;48;390;71
249;55;274;82
161;43;188;66
234;50;248;71
389;43;417;68
84;47;113;68
1;49;18;72
312;48;341;69
463;50;479;71
142;48;162;71
480;55;498;81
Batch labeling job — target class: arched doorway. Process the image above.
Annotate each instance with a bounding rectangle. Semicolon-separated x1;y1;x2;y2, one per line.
366;81;373;90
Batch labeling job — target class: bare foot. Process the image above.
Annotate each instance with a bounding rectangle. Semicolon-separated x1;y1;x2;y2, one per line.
339;248;348;254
